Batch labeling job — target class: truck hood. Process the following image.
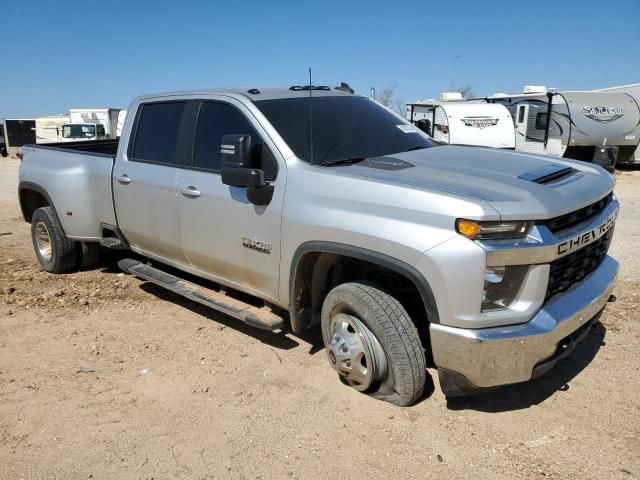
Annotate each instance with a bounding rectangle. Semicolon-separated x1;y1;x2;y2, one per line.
346;146;615;220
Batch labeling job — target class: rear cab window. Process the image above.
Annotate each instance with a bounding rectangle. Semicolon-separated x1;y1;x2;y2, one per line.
130;101;187;165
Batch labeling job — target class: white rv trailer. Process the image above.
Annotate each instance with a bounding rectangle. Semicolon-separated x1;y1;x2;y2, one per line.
407;93;515;148
482;86;640;171
35;115;71;143
116;109;127;137
594;83;640;166
68;108;122;139
1;119;36;158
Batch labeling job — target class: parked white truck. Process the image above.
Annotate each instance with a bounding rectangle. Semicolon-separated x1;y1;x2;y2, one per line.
69;108;122;139
19;86;619;405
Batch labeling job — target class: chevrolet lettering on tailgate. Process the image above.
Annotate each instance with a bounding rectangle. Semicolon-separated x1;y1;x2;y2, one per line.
558;209;618;255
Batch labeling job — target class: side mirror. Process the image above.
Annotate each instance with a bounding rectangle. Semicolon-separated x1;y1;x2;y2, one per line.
220;134;274;206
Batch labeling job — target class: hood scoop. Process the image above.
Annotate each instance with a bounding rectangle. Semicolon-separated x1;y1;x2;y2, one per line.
360;156;414;171
518;163;576;184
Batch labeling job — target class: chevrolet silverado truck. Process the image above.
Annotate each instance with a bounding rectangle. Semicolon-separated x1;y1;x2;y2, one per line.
19;86;619;406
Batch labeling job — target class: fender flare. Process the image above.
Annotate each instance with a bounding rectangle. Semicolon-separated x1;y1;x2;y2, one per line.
288;241;440;334
18;181;63;228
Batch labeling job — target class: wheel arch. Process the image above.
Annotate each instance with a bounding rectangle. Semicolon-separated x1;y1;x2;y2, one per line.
18;182;60;225
288;241;440;335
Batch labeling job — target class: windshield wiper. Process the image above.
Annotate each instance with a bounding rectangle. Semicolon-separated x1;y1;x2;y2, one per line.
319;157;366;167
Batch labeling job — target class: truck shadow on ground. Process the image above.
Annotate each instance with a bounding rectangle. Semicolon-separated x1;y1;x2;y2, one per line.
446;322;607;413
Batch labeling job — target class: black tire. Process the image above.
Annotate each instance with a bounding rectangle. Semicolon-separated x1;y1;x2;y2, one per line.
77;242;100;269
31;206;77;273
321;282;427;406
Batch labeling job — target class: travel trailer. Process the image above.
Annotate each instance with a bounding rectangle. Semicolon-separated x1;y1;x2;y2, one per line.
483;86;640;171
35;115;71;143
594;83;640;166
2;118;36;157
407;92;515;148
68;108;122;139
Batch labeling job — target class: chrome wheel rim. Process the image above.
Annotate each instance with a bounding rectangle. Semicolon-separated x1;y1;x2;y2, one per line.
326;313;387;392
35;222;52;262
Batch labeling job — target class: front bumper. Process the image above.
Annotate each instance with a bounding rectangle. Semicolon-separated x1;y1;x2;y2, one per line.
429;255;618;393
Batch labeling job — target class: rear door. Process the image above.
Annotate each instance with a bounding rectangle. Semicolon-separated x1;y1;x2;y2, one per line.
113;101;189;264
176;98;285;301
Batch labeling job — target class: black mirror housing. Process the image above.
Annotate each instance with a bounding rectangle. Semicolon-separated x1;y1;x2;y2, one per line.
222;167;266;188
221;134;252;168
221;134;265;188
220;133;274;205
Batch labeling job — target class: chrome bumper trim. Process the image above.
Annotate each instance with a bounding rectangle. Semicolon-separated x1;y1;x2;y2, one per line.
429;255;618;388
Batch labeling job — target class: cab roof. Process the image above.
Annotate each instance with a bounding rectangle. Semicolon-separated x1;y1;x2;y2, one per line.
134;86;357;103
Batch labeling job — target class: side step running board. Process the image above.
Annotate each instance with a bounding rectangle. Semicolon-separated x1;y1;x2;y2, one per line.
117;259;284;331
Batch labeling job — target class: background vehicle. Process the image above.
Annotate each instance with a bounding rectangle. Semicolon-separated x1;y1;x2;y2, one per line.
35;115;70;143
0;124;6;157
116;110;127;137
18;86;619;406
61;123;107;141
69;108;122;139
594;82;640;166
2;118;36;157
407;92;515;148
483;86;640;171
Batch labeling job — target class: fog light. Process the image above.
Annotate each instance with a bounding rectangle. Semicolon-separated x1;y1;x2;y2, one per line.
482;265;529;311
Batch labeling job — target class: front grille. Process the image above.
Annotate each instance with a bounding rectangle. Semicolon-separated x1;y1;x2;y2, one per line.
546;229;613;300
544;193;613;233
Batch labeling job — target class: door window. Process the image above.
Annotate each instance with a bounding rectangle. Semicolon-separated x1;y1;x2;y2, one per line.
131;101;187;165
517;106;526;123
193;102;263;173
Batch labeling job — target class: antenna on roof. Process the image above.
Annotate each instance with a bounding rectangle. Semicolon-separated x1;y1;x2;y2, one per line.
308;67;314;164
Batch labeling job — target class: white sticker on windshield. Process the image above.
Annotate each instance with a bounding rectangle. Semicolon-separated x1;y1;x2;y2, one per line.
396;124;418;133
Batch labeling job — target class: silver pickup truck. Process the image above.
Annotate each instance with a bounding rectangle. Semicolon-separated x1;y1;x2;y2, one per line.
19;86;619;406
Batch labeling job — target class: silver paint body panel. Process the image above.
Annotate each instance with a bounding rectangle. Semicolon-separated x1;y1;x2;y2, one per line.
19;87;620;389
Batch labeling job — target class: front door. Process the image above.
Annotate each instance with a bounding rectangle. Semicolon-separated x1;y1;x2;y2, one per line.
113;101;188;264
177;99;285;302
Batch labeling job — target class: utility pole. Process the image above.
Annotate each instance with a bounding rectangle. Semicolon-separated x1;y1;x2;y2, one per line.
450;55;461;91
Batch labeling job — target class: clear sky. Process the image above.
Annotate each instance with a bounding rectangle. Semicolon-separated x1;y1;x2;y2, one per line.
1;0;638;118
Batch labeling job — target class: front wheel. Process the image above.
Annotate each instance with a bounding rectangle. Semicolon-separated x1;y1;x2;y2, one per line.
321;282;427;406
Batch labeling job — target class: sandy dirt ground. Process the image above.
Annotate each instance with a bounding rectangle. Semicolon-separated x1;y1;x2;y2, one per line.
0;157;638;480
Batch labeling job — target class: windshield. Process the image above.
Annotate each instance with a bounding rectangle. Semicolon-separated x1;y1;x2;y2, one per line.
62;124;96;139
255;96;433;165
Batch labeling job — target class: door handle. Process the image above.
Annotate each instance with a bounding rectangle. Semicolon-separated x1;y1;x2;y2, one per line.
117;174;131;185
181;186;201;198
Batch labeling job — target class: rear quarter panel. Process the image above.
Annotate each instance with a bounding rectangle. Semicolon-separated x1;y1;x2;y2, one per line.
20;146;116;239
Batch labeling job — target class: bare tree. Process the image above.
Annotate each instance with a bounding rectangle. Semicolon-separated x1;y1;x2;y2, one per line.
395;99;406;117
456;84;475;99
376;85;396;107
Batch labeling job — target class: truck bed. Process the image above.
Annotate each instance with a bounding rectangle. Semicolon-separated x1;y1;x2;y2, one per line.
34;138;120;156
20;140;118;240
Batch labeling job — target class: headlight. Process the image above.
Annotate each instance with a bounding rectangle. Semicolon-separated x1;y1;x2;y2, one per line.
456;219;532;240
482;265;529;311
